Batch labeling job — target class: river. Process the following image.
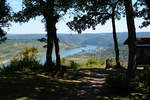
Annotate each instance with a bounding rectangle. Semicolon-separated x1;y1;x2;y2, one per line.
0;45;97;66
40;45;97;64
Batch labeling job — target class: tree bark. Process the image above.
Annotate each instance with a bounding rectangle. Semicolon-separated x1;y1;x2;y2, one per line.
52;16;61;71
45;17;54;68
43;0;61;72
124;0;137;81
111;8;121;67
54;34;61;71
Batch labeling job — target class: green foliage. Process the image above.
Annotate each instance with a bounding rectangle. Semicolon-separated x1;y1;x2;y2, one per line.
61;58;66;65
67;0;125;33
13;46;39;62
0;0;11;43
134;0;150;28
86;58;99;65
14;0;74;23
67;58;105;70
0;46;42;72
70;61;80;70
130;70;150;99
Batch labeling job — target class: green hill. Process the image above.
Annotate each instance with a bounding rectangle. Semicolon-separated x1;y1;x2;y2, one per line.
0;40;79;64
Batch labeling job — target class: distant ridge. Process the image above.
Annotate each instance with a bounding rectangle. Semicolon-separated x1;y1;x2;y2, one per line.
7;34;46;40
7;32;150;40
5;32;150;47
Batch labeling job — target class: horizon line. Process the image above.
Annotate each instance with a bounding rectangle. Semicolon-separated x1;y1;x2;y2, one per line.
7;31;150;35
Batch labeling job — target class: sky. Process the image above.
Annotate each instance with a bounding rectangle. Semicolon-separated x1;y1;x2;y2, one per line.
5;0;150;34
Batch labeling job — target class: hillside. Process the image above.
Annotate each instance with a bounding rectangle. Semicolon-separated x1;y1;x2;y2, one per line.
7;32;150;47
2;32;150;64
0;40;79;64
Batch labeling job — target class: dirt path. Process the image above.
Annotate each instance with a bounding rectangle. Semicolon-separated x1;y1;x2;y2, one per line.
63;68;129;100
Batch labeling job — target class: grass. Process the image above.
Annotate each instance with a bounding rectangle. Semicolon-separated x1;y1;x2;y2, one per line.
0;67;131;100
0;71;76;100
70;58;106;69
60;57;106;70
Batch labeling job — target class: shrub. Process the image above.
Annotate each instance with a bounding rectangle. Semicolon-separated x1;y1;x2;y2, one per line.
86;58;98;65
0;46;42;72
61;58;66;65
130;70;150;99
14;46;39;62
70;61;80;70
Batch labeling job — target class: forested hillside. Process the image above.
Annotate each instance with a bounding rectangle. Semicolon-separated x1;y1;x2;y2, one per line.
7;32;150;47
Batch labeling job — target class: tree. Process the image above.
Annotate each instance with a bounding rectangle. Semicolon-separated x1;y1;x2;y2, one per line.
67;0;125;67
0;0;11;43
124;0;137;81
14;0;74;72
145;0;150;8
134;0;150;28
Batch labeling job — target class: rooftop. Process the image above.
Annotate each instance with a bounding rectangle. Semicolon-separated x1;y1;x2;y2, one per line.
124;38;150;45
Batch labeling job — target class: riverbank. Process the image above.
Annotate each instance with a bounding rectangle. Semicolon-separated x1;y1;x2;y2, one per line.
0;45;97;66
40;45;97;64
0;39;81;66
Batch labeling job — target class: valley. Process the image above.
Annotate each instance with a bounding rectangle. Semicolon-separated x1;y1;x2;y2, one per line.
1;32;150;66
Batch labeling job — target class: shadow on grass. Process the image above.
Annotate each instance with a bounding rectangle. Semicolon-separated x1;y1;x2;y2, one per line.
63;68;129;100
0;71;75;100
0;68;129;100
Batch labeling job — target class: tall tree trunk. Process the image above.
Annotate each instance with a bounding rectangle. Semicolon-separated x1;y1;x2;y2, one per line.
54;34;61;71
0;28;6;43
45;17;54;68
44;0;61;72
111;9;121;67
124;0;136;81
52;16;61;71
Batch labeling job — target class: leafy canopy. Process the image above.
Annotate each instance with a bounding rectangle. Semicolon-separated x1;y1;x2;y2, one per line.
0;0;11;43
67;0;125;33
134;0;150;28
14;0;75;23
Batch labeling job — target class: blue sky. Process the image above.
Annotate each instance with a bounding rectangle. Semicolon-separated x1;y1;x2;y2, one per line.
6;0;150;34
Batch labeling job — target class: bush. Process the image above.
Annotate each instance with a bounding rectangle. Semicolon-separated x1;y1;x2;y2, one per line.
130;70;150;99
70;61;80;70
86;58;99;65
61;58;66;65
0;46;42;72
14;46;39;62
106;70;150;98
